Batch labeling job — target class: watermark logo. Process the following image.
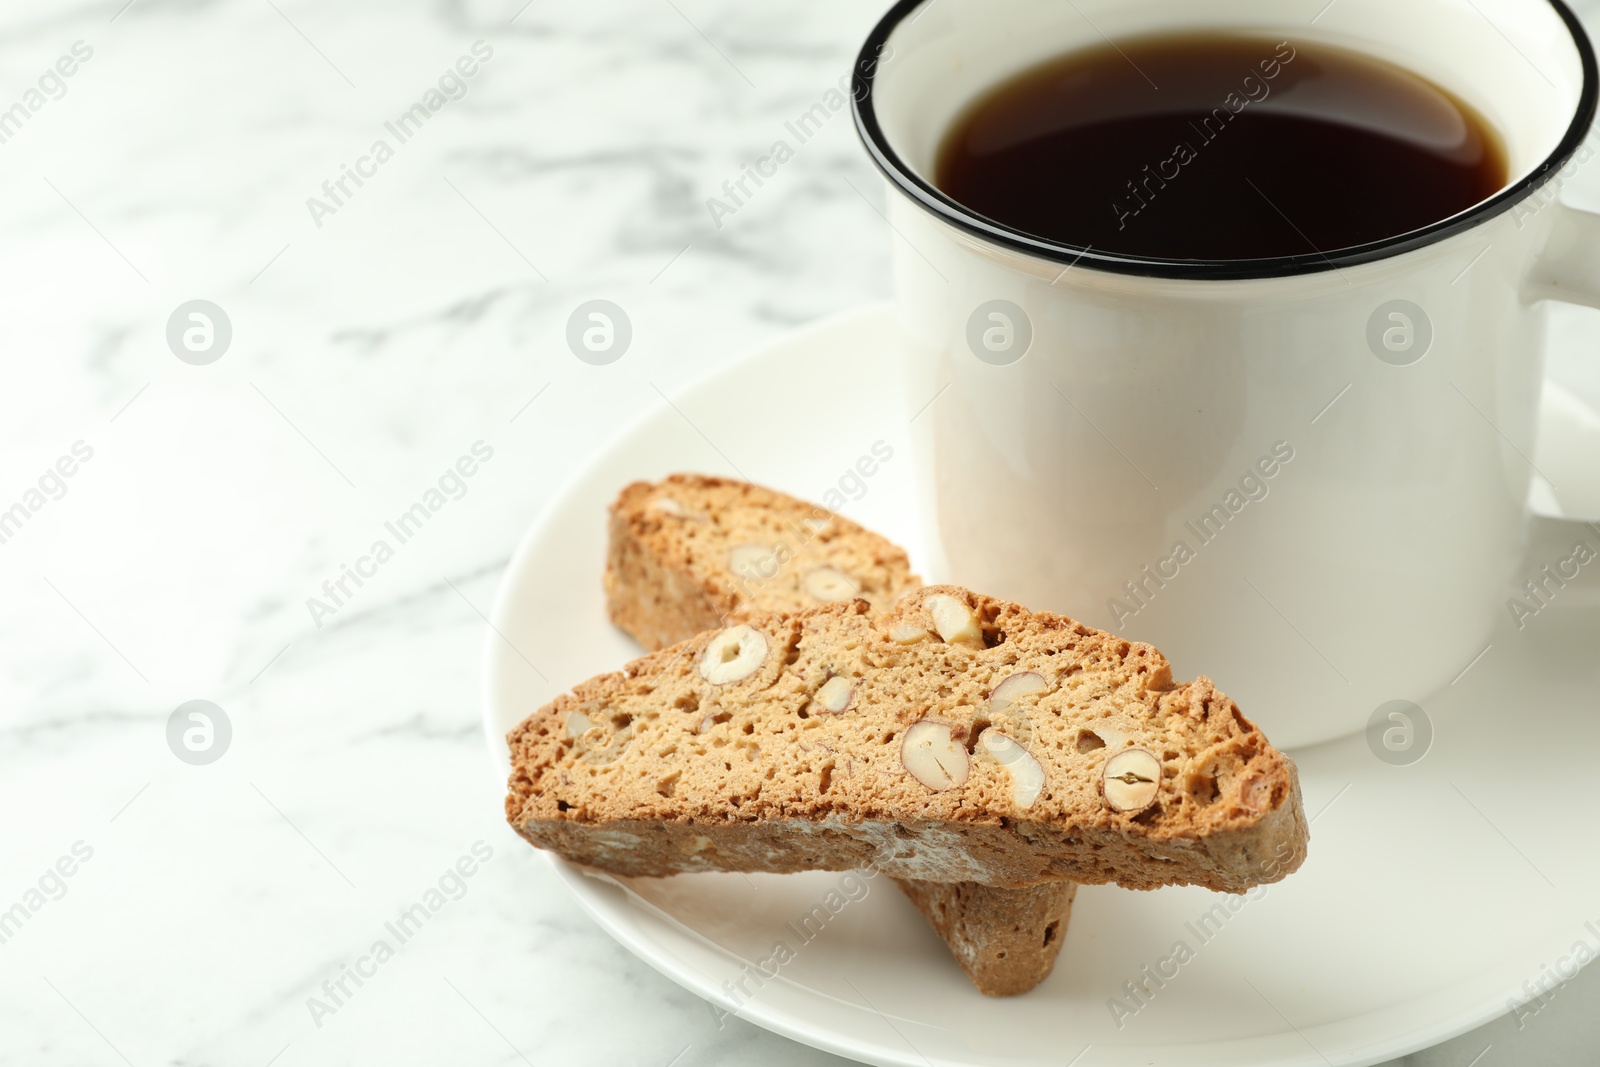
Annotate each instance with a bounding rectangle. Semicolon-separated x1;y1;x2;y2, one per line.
305;841;495;1028
705;44;893;229
305;42;494;230
1366;300;1431;366
167;700;231;765
1108;442;1295;628
1106;841;1299;1028
166;300;232;365
0;440;94;548
1512;129;1598;229
966;300;1031;366
1508;528;1599;629
1365;699;1432;766
708;867;877;1028
306;441;495;628
0;40;94;147
1509;920;1600;1030
1111;41;1297;230
719;442;895;603
566;300;631;365
0;841;94;947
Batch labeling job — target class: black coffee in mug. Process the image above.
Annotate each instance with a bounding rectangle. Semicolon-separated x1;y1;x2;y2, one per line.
934;34;1508;260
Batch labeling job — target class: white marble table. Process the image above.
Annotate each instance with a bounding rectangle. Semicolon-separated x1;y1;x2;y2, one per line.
1;1;1596;1064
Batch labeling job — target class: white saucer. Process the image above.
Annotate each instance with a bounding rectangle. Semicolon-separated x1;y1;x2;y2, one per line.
483;304;1600;1067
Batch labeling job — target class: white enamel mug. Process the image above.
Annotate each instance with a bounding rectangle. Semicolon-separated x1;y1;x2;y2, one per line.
852;0;1600;748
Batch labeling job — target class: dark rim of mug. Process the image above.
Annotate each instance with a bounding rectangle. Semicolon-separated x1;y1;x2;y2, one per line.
851;0;1600;280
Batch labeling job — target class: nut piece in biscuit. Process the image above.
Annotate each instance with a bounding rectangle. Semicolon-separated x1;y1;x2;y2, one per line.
901;720;969;791
698;625;768;685
988;671;1050;713
890;622;929;644
1103;748;1162;814
814;675;855;713
979;729;1045;808
728;543;776;582
649;497;686;516
804;566;859;602
927;594;984;647
1239;773;1271;812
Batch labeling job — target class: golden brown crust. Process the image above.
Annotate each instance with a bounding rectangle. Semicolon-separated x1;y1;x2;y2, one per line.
893;878;1077;996
505;586;1309;893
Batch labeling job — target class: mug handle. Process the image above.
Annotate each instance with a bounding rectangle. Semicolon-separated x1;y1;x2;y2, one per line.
1528;201;1600;313
1519;200;1600;608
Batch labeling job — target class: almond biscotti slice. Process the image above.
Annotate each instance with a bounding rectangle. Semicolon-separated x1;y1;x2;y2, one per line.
506;587;1309;893
603;473;920;652
605;474;1076;994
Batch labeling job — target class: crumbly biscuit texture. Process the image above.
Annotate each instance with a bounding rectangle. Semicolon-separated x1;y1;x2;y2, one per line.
506;586;1309;892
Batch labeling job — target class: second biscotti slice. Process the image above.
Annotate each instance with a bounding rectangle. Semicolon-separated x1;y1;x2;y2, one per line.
506;586;1309;893
892;878;1077;997
604;473;920;651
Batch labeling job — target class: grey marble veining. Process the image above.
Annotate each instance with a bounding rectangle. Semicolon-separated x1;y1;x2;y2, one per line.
1;1;1597;1064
